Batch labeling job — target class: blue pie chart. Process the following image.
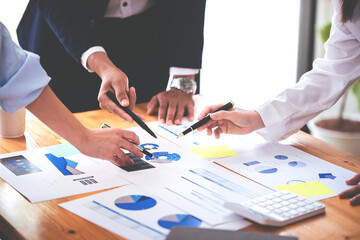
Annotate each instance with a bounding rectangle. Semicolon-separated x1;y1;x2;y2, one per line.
288;161;307;168
145;152;181;161
158;214;202;230
140;143;159;150
114;195;157;210
274;155;288;160
255;165;278;174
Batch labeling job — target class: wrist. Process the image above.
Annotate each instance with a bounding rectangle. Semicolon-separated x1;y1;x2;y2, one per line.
170;76;197;95
251;110;265;131
87;52;118;79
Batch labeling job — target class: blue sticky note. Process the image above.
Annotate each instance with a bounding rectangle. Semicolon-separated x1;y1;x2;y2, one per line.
45;143;80;158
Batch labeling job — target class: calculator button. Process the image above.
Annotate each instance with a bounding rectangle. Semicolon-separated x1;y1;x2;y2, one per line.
265;200;274;205
280;200;290;206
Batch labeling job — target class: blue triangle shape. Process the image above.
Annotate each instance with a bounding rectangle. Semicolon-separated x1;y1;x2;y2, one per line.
131;195;143;203
176;214;187;222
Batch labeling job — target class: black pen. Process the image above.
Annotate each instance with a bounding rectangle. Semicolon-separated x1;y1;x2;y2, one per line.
177;101;234;138
100;123;158;159
106;91;157;138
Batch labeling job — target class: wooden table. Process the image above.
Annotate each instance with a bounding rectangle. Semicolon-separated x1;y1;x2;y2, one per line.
0;103;359;240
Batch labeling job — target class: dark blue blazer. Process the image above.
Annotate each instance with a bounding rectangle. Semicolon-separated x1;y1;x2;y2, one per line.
17;0;206;111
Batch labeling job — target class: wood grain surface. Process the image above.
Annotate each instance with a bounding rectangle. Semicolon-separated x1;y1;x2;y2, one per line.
0;104;359;240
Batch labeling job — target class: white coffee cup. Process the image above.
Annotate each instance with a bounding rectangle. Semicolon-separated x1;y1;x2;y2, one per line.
0;108;26;138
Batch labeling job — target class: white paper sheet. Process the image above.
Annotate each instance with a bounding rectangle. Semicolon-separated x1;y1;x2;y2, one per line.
60;184;211;240
215;142;356;201
135;160;273;225
0;146;129;203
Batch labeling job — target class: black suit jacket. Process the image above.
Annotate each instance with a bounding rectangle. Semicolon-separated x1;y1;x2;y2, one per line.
17;0;206;111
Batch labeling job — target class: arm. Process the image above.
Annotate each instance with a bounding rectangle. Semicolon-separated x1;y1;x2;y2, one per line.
36;0;107;62
198;3;360;142
147;0;206;125
0;22;141;166
26;86;142;166
255;8;360;142
37;0;138;121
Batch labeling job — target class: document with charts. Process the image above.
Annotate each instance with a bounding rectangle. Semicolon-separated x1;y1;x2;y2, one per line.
60;184;211;240
0;145;129;203
215;143;356;201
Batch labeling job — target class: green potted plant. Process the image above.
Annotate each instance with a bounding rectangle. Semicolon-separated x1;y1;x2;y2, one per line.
308;21;360;156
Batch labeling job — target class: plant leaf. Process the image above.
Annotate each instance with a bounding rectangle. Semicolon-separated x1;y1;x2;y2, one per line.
351;79;360;111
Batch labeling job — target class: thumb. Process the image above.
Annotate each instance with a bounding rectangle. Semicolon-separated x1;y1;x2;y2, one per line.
116;90;129;107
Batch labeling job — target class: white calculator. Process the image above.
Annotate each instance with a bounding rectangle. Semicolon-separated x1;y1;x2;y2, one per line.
224;190;325;227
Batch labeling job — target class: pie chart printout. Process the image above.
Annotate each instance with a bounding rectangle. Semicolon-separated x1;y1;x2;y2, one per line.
158;214;202;230
288;161;307;168
254;165;278;174
114;195;157;211
145;152;181;163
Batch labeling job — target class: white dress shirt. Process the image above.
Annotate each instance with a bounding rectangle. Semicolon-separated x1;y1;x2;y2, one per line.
0;22;50;113
81;0;199;77
255;0;360;142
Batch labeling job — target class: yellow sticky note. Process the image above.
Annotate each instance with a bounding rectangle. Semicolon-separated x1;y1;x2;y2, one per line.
275;181;335;197
187;145;238;159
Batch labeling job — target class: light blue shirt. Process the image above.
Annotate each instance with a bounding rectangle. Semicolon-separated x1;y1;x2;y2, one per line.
0;22;50;113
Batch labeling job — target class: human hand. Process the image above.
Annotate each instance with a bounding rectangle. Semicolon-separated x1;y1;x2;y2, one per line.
339;174;360;206
197;105;265;139
87;52;140;122
147;88;195;125
76;128;143;167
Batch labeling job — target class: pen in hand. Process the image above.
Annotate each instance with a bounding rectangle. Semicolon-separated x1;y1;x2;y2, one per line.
106;91;157;139
177;101;234;138
100;123;158;159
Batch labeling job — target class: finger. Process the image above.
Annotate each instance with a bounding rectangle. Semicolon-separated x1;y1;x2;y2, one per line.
158;100;168;124
128;87;137;110
110;99;133;123
115;88;130;107
119;129;140;145
174;104;185;125
346;174;360;185
205;121;219;131
210;110;237;123
198;105;223;120
99;102;113;113
197;120;216;132
186;103;195;122
99;91;133;122
206;128;213;136
110;153;127;167
350;194;360;206
214;127;223;139
114;150;134;166
147;95;159;115
339;185;360;199
166;101;177;125
136;112;146;121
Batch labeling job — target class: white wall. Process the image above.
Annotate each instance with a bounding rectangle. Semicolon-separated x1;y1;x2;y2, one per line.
201;0;301;109
0;0;29;43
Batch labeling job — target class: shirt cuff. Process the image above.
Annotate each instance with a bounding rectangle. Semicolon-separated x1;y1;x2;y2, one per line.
169;67;199;76
81;46;107;73
254;102;287;142
166;67;200;91
0;51;51;113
